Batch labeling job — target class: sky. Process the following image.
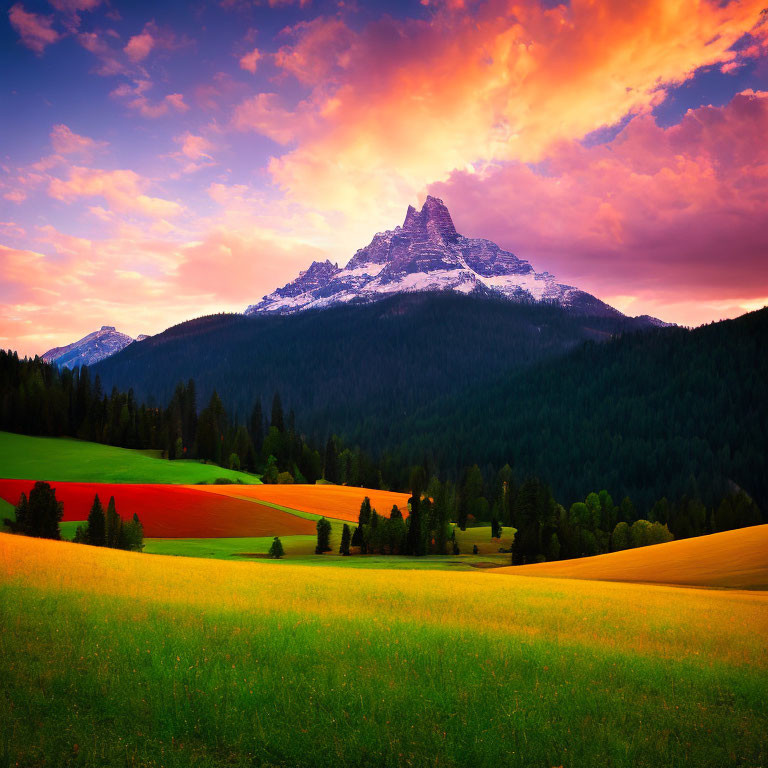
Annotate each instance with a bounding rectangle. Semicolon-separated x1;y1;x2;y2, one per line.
1;0;767;357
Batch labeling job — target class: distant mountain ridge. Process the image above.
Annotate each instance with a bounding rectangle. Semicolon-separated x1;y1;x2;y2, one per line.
246;196;657;322
42;326;148;369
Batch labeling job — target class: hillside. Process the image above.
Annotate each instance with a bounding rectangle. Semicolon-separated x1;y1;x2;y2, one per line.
93;292;651;431
89;302;768;516
494;525;768;589
0;432;261;485
393;307;768;512
1;532;766;767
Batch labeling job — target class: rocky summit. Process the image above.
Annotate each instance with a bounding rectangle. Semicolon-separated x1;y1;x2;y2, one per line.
246;196;622;317
42;326;147;369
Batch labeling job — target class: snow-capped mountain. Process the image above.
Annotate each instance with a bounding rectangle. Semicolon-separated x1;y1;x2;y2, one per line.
246;196;623;317
42;327;148;369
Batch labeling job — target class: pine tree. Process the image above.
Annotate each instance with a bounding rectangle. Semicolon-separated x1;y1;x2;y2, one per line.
6;492;28;533
105;496;122;549
271;392;285;433
122;513;144;551
351;497;372;550
249;399;264;454
315;517;332;554
269;536;284;559
8;482;63;539
324;436;339;483
87;494;106;546
339;523;351;556
405;467;426;555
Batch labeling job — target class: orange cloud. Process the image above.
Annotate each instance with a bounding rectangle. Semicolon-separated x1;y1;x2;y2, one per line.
243;0;767;223
48;166;183;218
8;4;60;54
232;93;310;143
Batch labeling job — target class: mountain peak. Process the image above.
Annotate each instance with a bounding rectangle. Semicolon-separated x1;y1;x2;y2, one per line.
42;326;142;369
402;195;457;242
245;197;630;320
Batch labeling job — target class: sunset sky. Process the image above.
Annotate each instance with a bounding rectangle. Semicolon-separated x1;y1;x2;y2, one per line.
2;0;767;356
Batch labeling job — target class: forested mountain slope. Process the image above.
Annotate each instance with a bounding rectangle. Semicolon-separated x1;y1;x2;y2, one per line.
385;307;768;513
95;292;645;431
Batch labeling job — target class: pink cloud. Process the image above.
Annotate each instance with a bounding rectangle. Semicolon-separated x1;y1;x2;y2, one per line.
232;93;310;144
48;166;184;218
8;4;60;54
48;0;101;11
176;132;214;161
239;47;261;73
76;30;127;76
274;17;354;84
427;91;768;326
50;124;108;155
123;21;188;63
124;30;154;62
171;133;216;174
111;80;189;118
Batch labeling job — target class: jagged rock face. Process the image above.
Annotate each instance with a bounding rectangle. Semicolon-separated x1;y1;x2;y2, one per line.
42;326;146;369
245;196;621;317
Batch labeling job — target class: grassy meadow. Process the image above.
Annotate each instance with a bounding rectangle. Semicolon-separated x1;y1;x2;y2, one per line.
0;431;261;485
1;532;766;768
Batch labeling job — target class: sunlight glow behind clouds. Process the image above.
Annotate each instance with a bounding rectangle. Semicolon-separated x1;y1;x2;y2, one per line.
2;0;767;354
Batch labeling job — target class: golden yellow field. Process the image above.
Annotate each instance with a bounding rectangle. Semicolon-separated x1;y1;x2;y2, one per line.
494;524;768;589
190;482;411;522
2;531;767;767
2;531;767;665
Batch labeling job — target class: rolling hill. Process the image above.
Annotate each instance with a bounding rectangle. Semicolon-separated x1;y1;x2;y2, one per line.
494;525;768;590
192;483;411;523
0;431;261;485
0;478;315;538
1;532;765;767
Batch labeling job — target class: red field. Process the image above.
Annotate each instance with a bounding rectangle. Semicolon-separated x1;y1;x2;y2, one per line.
0;479;316;539
190;483;411;522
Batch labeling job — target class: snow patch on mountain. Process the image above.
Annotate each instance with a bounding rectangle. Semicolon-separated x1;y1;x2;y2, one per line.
245;197;625;318
42;326;148;369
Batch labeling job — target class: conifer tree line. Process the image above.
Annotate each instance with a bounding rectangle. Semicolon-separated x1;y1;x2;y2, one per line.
0;351;379;486
4;482;144;551
321;466;762;563
1;349;764;563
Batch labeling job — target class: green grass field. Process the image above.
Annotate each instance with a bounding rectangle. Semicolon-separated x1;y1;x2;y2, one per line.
0;432;261;485
1;533;766;768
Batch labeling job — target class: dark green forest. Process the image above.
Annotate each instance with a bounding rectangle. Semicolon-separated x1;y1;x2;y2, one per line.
93;293;651;432
90;293;767;515
388;305;768;514
1;296;764;563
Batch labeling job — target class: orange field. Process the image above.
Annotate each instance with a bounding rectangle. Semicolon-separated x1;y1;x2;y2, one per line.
0;479;316;539
494;524;768;589
190;483;411;523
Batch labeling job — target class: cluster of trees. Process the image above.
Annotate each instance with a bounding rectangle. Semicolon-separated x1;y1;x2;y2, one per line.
72;494;144;551
4;481;63;539
0;351;164;449
3;482;143;551
0;350;380;489
314;465;761;563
